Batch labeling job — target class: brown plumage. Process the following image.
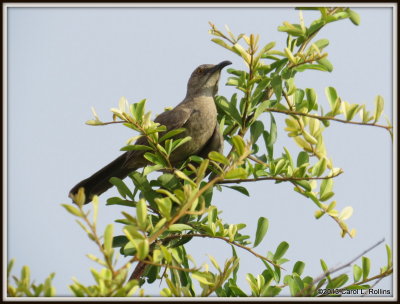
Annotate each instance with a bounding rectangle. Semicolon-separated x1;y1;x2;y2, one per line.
69;61;231;204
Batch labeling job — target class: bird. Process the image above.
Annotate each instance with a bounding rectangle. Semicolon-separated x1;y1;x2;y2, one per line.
69;60;232;204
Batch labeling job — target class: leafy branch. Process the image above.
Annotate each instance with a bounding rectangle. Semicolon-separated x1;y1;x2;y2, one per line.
267;107;392;135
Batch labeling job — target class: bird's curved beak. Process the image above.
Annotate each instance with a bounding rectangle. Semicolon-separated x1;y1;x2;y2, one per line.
216;60;232;70
210;60;232;74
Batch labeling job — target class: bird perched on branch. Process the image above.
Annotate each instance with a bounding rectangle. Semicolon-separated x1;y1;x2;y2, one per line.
69;60;232;204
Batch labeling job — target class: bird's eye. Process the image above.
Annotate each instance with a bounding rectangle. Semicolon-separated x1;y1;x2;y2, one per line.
197;67;205;74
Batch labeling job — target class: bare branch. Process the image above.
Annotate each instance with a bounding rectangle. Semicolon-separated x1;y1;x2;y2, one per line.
296;238;386;296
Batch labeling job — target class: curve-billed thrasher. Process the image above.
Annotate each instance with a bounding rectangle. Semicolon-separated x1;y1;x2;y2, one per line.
69;61;231;204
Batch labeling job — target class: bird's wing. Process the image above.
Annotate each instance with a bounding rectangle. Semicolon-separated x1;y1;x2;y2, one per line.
128;106;193;149
154;106;193;131
197;122;224;158
123;106;193;168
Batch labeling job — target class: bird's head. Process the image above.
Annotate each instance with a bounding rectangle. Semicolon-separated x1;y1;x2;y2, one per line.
186;61;232;98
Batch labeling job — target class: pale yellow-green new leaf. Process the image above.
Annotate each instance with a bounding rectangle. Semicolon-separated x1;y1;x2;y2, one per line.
160;245;172;263
373;95;384;123
284;47;297;64
208;151;229;165
136;199;148;230
339;206;353;221
294;136;312;152
231;135;246;156
225;167;247;179
62;204;83;217
302;130;318;145
103;224;114;255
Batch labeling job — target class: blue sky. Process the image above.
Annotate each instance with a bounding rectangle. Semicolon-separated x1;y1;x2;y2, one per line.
6;5;394;297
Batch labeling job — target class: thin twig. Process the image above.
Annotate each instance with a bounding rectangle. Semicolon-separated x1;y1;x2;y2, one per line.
88;120;124;126
79;207;116;276
139;259;200;273
162;233;284;270
248;155;269;167
297;238;386;296
217;170;343;185
320;238;385;279
318;269;393;297
266;108;392;133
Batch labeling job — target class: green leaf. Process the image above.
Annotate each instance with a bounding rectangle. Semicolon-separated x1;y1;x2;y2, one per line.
320;258;329;273
253;100;271;121
373;95;384;123
362;256;371;280
311;157;327;177
261;286;281;297
225;168;247;179
296;151;309;167
348;9;361;26
7;259;15;279
208;151;229;165
292;261;305;276
135;239;149;260
223;185;250;196
274;241;289;261
171;136;192;152
143;164;164;176
319;178;333;200
294;180;311;191
317;57;333;72
320;191;334;202
112;235;128;248
192;272;213;286
143;152;166;166
154;197;172;220
386;244;392;268
353;264;362;282
294;88;305;108
287;276;300;296
62;204;83;217
250;120;264;144
328;274;348;288
110;177;134;200
302;130;318;145
157;173;180;190
106;197;134;207
254;217;269;247
325;87;338;109
293;64;330;72
278;22;305;37
313;39;329;50
159;128;186;142
167;224;193;232
274;159;286;175
103;224;114;254
211;38;234;52
314;209;324;219
268;113;277;147
136;199;148;230
271;75;282;101
131;99;146;122
174;170;196;186
339;206;353;221
231;135;246;155
120;144;152;152
233;43;251;64
215;95;242;126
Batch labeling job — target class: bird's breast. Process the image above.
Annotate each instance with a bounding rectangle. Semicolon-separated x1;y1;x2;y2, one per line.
170;97;217;162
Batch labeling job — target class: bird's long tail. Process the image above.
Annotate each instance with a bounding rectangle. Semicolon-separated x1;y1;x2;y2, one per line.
69;153;133;204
